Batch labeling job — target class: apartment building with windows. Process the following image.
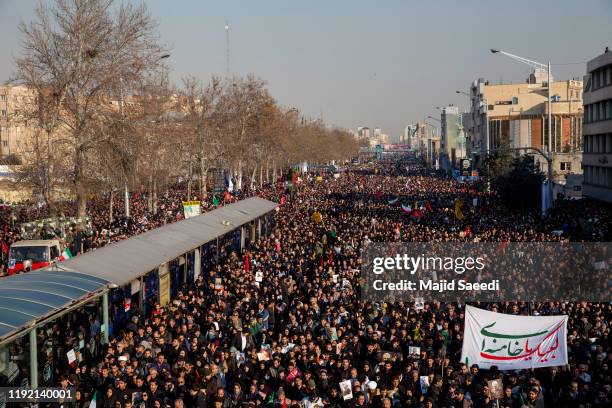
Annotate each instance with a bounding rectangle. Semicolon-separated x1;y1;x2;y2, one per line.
468;77;583;183
583;48;612;202
0;85;36;159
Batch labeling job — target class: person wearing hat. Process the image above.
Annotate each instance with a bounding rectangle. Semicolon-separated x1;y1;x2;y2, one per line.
316;368;331;395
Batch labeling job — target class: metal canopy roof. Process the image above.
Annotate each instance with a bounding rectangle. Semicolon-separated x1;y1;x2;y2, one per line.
60;196;278;286
0;197;277;345
0;270;109;339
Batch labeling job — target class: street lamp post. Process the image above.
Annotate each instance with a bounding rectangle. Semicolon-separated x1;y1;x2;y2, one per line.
456;90;470;158
427;116;443;169
424;121;438;165
490;49;553;215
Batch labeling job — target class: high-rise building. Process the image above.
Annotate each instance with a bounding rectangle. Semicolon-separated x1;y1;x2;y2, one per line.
583;48;612;202
402;124;416;147
373;127;382;140
468;76;583;182
440;105;464;168
357;126;371;140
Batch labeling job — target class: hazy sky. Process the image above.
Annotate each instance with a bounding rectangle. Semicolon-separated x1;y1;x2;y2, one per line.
1;0;611;139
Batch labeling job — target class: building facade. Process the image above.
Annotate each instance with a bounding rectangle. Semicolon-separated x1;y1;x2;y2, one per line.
440;105;465;168
583;49;612;202
356;126;389;147
468;77;583;183
0;85;36;159
357;126;371;140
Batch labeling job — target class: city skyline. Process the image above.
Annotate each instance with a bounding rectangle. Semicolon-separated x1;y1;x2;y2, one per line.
1;0;611;139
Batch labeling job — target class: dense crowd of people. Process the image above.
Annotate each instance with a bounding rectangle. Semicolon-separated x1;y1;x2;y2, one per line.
0;185;255;275
1;158;611;407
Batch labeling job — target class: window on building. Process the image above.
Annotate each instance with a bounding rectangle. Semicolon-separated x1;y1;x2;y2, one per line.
0;110;5;117
512;97;518;105
570;116;582;152
560;162;571;171
0;95;6;101
1;141;7;147
543;116;563;152
585;104;591;123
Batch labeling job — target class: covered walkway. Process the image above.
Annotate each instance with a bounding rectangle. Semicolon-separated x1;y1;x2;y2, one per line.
0;197;278;387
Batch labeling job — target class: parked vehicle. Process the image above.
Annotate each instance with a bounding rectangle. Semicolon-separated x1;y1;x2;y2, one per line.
6;216;90;275
7;239;62;275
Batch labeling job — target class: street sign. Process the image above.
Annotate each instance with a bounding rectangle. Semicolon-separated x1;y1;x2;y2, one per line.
208;169;226;194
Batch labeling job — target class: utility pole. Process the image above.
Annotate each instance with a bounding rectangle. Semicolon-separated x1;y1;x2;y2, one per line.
119;76;130;219
225;21;230;76
490;49;554;215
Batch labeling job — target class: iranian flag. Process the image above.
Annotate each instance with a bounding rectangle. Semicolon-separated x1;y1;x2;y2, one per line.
89;391;97;408
461;305;568;370
59;248;73;261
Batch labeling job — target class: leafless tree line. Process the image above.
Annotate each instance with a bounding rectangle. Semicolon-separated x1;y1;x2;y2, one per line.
12;0;361;216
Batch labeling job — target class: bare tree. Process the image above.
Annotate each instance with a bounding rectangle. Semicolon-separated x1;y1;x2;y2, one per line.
15;0;166;216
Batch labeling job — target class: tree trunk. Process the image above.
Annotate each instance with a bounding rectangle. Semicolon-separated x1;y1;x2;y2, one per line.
236;160;243;190
124;182;130;218
202;167;208;197
259;163;263;187
153;178;158;213
75;148;87;217
266;159;270;183
250;164;257;189
199;154;207;197
187;160;193;200
109;190;114;223
45;130;55;216
148;173;153;212
272;159;277;183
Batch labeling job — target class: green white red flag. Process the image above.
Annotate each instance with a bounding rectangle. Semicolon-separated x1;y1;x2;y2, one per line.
461;305;567;370
59;248;72;261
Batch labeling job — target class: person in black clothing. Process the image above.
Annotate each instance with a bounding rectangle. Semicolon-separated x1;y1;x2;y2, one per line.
17;161;611;408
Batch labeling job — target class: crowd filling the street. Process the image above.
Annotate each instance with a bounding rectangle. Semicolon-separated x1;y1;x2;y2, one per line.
1;159;610;408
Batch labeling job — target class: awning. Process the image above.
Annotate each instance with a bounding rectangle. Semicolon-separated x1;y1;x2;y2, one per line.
59;196;278;286
0;270;109;339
